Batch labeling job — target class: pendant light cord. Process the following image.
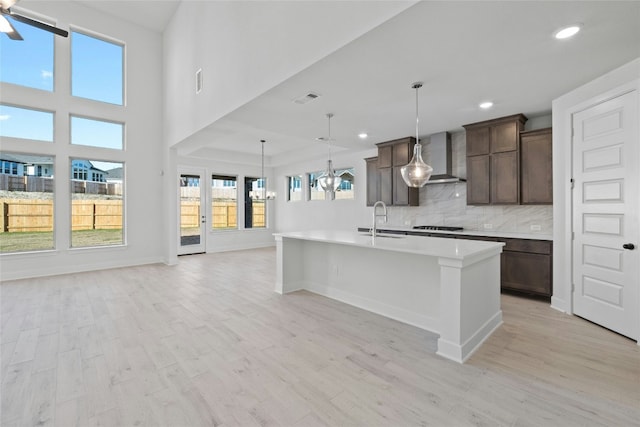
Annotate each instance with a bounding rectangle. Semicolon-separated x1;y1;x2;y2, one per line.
413;82;422;147
326;113;333;161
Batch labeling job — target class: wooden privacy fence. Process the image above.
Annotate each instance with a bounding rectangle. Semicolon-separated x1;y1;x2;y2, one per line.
180;201;264;228
0;199;123;232
1;199;53;232
2;199;263;233
71;200;122;230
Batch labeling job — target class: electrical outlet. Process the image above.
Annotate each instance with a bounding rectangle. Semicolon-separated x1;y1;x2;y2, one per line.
483;223;493;230
530;224;542;231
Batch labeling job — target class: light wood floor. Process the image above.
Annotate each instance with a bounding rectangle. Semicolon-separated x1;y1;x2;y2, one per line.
1;247;639;426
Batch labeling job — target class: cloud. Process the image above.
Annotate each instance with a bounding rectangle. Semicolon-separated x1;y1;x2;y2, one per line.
0;115;10;121
41;70;53;79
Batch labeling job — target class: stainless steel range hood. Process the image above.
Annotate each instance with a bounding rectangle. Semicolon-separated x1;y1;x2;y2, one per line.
425;131;466;184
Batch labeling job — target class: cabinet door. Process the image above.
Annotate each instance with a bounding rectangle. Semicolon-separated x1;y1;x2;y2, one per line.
501;251;552;296
379;167;393;205
393;141;411;166
491;121;519;153
365;157;380;206
521;129;552;204
378;146;393;168
466;127;490;156
491;151;519;204
466;155;490;204
393;167;409;205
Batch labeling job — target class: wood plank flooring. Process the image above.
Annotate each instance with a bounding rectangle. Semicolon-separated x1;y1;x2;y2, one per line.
1;247;639;426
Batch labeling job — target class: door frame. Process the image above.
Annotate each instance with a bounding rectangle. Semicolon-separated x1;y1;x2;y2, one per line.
552;59;640;342
177;167;207;255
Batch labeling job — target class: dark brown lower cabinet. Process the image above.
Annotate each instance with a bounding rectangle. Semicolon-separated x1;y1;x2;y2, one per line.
360;228;553;298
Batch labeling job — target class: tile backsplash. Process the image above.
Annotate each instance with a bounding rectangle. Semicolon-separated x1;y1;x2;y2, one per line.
386;128;553;235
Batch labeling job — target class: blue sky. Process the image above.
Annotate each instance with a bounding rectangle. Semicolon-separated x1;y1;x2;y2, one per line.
0;16;124;160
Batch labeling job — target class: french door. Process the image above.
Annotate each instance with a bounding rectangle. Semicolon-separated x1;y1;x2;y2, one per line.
572;89;639;340
178;169;207;255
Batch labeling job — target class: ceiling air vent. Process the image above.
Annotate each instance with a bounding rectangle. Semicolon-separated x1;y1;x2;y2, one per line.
293;91;321;104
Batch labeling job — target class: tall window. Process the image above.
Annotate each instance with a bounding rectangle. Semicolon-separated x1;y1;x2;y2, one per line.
211;175;237;230
70;159;123;248
71;116;124;150
244;177;265;228
0;16;54;91
335;168;355;200
0;105;54;142
287;175;303;201
0;152;54;253
71;31;124;105
307;171;325;201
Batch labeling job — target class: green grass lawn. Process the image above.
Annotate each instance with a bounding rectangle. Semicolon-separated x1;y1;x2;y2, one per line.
0;229;123;253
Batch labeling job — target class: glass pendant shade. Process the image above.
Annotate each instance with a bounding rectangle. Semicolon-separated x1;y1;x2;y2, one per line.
318;159;341;191
401;82;433;188
400;144;433;187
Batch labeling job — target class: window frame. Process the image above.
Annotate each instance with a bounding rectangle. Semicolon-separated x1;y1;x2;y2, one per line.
211;174;238;231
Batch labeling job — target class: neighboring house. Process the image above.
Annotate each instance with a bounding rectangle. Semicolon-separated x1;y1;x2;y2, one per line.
0;153;54;177
71;159;106;182
337;169;354;191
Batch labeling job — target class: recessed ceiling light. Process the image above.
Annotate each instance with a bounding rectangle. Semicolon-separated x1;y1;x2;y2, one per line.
479;101;493;109
358;133;368;139
555;25;581;40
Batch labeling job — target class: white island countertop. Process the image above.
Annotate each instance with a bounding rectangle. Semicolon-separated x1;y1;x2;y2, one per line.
274;229;504;264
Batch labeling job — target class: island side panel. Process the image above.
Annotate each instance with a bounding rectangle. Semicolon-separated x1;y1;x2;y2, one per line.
437;252;503;363
275;236;306;294
298;239;441;333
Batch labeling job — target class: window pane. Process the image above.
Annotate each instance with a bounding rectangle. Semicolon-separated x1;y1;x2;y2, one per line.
72;31;123;105
0;152;54;253
71;159;123;248
71;116;123;150
0;105;53;142
308;171;325;201
244;177;265;228
212;175;237;230
287;175;302;202
0;16;54;91
335;168;355;200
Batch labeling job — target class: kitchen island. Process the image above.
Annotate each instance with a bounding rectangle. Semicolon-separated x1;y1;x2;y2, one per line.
273;230;504;363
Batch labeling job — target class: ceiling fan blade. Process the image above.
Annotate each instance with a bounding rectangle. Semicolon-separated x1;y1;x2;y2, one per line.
4;9;68;37
0;13;23;40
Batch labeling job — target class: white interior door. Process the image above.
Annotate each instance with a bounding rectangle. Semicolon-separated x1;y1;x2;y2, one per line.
572;89;639;340
178;170;207;255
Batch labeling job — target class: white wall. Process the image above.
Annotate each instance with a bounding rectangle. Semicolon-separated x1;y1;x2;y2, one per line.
161;1;415;148
0;2;165;280
551;57;640;313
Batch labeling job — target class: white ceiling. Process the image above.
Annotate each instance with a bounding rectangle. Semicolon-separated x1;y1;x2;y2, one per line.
74;1;640;163
73;0;181;33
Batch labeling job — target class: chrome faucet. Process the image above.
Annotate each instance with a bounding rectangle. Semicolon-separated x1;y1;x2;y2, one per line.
371;201;387;238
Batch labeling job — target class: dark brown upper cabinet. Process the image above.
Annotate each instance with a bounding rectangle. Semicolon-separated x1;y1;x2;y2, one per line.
365;157;380;207
520;127;553;204
365;137;419;207
463;114;527;205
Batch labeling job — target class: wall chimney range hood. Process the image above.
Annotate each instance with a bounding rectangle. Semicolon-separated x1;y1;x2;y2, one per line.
425;131;466;184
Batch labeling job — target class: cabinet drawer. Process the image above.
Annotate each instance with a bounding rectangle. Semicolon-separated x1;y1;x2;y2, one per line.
503;238;551;254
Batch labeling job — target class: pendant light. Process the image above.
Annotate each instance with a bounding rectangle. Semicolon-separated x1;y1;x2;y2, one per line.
318;113;342;193
400;82;433;187
251;139;275;200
